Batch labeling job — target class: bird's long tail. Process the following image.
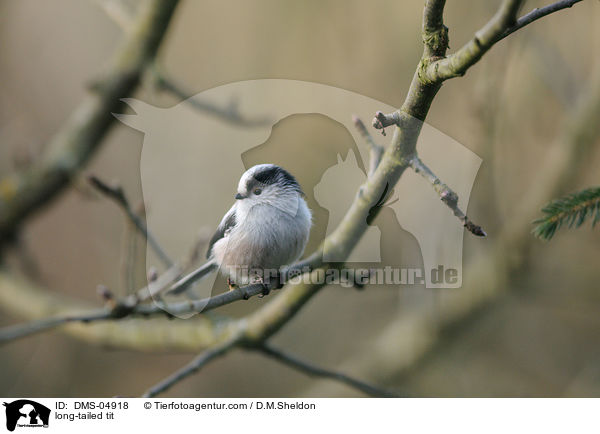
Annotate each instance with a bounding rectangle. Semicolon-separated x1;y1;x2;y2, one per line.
168;260;218;295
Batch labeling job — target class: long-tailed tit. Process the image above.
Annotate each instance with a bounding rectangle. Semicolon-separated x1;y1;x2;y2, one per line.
170;164;312;296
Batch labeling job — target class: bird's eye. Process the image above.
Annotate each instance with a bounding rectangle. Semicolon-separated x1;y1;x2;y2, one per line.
253;188;262;195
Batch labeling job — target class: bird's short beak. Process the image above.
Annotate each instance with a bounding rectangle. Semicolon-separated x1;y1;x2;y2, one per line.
235;193;246;200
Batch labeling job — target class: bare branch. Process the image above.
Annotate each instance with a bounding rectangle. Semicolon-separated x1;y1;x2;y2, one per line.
422;0;524;83
0;0;588;399
0;268;186;344
0;0;180;246
423;0;447;31
88;175;174;268
371;111;400;136
352;115;384;177
422;0;448;58
4;68;596;355
0;311;113;344
422;0;585;83
304;73;600;398
0;258;320;344
0;269;233;352
125;264;183;305
256;343;401;398
150;66;273;127
408;156;487;237
501;0;584;41
142;336;240;397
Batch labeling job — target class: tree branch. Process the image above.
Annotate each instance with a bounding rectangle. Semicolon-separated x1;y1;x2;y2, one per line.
501;0;584;41
0;265;183;345
421;0;524;83
142;335;240;397
371;111;400;136
301;66;600;398
0;0;180;246
0;258;320;344
256;343;401;398
422;0;585;83
353;116;384;177
88;175;174;268
408;155;487;237
0;311;113;344
150;66;273;127
0;270;231;352
533;186;600;240
422;0;448;58
0;0;588;398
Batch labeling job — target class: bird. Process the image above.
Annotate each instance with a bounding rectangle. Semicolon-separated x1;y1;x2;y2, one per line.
170;164;312;297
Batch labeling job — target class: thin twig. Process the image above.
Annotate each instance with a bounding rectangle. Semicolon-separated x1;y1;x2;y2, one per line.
130;259;316;315
0;271;188;346
142;337;239;397
182;228;212;272
126;264;183;305
0;258;319;345
88;175;174;268
121;214;138;292
353;115;384;177
408;155;487;237
0;311;115;344
142;332;402;398
150;66;272;127
256;343;401;398
93;1;270;129
371;111;400;137
501;0;584;41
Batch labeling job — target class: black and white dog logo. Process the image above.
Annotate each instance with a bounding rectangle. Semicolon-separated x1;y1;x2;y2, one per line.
3;400;50;432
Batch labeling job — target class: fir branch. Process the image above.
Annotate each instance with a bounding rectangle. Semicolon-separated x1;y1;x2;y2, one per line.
533;186;600;240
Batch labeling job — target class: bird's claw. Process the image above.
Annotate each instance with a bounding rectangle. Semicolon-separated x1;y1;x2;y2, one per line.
241;288;251;300
227;277;238;291
258;283;271;298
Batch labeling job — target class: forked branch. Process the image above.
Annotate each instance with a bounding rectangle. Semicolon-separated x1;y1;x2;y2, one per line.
421;0;584;83
256;343;401;398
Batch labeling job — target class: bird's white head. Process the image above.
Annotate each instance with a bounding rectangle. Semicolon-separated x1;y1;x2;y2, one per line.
235;164;304;217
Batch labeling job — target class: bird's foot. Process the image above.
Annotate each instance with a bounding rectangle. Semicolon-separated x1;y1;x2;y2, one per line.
227;277;238;291
257;271;284;298
248;276;270;298
258;283;270;298
240;287;252;300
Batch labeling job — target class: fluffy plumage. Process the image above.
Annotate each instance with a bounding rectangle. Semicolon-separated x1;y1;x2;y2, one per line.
172;164;311;295
210;164;311;284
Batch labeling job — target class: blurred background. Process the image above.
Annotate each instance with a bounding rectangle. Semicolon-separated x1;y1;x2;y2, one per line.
1;0;599;397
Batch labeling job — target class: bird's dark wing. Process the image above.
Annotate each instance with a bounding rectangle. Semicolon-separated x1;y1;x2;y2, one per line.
206;206;237;259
